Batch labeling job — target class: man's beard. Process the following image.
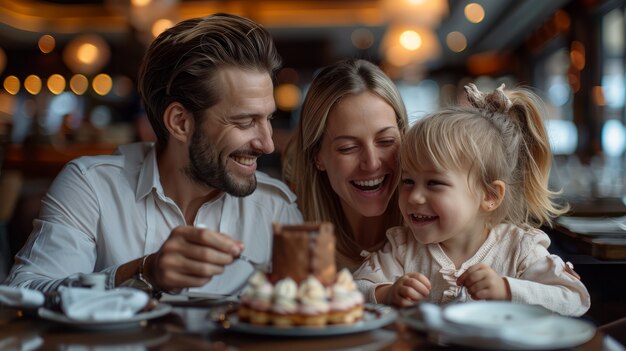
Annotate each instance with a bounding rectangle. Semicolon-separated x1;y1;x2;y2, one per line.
185;129;257;197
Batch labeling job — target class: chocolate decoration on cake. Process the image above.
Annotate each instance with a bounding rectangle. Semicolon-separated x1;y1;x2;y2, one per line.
269;222;337;286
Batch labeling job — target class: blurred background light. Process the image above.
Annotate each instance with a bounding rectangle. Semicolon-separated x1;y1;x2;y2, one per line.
38;34;56;54
464;3;485;23
24;75;42;95
602;119;626;157
275;84;301;111
47;74;66;95
63;34;111;75
92;74;113;96
546;119;578;155
70;74;89;95
3;76;19;95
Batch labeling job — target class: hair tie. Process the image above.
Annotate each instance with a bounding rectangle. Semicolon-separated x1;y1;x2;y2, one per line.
464;83;512;114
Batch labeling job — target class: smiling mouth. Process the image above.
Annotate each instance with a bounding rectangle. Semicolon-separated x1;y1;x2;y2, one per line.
231;155;257;166
351;175;386;191
411;214;437;222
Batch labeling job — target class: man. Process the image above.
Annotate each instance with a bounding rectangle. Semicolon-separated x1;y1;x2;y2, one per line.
4;13;302;297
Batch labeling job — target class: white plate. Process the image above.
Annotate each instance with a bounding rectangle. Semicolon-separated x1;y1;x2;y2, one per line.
402;302;597;350
443;301;552;333
38;303;172;330
220;304;397;337
440;315;596;350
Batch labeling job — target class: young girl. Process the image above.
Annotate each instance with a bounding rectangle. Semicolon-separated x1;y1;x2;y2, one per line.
353;84;590;317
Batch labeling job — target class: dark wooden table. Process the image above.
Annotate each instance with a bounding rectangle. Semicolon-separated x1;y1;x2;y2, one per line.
0;303;620;351
546;196;626;326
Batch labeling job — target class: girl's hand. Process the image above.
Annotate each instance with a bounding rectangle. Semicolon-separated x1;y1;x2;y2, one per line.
381;272;432;307
457;263;511;301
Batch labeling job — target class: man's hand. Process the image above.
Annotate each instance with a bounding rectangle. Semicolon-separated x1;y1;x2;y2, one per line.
456;263;511;301
148;225;244;291
377;272;431;308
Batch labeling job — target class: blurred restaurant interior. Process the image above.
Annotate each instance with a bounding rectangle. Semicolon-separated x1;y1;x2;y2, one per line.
0;0;625;326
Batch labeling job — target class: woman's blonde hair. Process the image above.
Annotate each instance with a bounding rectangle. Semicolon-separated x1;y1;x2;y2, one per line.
401;84;567;229
283;59;408;261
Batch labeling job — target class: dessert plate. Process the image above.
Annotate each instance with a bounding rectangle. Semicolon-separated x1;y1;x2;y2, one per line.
218;304;397;337
402;302;596;350
38;303;172;330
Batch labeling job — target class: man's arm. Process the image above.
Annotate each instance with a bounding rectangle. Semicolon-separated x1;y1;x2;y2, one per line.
116;226;244;294
5;163;101;292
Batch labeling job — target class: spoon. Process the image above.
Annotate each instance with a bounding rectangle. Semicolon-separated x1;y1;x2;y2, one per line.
195;224;267;271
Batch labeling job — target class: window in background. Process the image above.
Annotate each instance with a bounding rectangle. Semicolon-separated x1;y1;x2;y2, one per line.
601;7;626;156
533;47;578;156
397;79;439;126
598;7;626;198
532;42;585;197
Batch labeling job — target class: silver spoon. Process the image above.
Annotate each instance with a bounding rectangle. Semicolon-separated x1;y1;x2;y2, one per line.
196;224;267;271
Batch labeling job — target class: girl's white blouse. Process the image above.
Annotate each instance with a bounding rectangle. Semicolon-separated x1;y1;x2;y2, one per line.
353;223;591;317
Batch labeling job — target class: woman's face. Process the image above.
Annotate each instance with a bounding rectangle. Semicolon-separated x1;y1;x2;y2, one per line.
316;91;402;219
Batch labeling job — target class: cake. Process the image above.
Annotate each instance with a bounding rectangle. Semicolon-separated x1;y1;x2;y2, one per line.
238;222;365;327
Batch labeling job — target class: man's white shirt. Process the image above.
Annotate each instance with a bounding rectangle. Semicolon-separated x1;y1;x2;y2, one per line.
5;142;302;295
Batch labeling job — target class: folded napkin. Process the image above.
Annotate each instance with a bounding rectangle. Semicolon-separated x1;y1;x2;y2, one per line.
0;286;45;308
59;287;149;321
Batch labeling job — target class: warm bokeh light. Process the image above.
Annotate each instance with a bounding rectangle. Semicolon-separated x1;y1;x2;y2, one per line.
570;41;586;70
386;45;413;67
131;0;152;7
446;31;467;52
464;3;485;23
47;74;66;95
400;30;422;51
152;18;174;38
382;24;441;67
128;0;179;36
381;0;448;27
593;86;606;106
554;10;571;32
38;34;56;53
92;73;113;95
275;84;301;111
70;74;89;95
77;43;98;65
351;28;375;49
24;75;42;95
63;34;110;75
3;75;20;95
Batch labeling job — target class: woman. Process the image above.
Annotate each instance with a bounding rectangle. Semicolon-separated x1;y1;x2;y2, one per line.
283;59;408;271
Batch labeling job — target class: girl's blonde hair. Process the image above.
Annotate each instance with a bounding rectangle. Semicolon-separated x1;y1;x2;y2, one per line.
283;59;408;262
401;84;567;229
